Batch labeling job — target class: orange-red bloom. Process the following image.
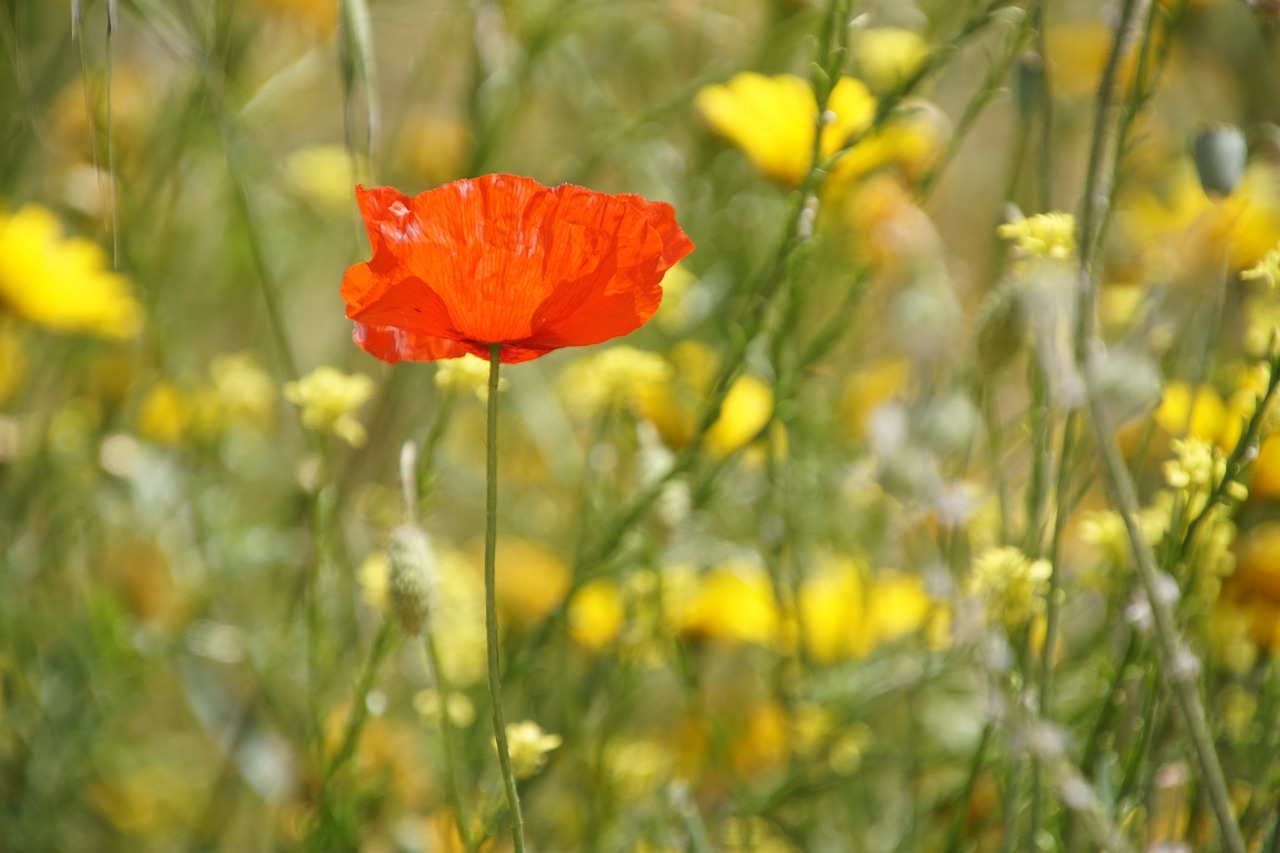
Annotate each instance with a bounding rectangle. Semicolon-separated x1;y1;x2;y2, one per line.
342;174;694;364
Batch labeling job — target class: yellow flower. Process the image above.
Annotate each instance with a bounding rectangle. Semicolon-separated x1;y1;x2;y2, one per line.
678;560;779;647
286;145;367;212
799;556;936;662
357;551;389;611
138;381;189;445
997;212;1077;261
503;720;562;779
1154;382;1228;444
485;537;571;629
567;578;625;650
654;263;697;331
967;546;1052;629
283;366;374;447
559;345;671;417
840;357;910;440
706;374;774;456
695;73;875;184
0;204;141;338
435;352;504;401
1241;243;1280;288
849;27;931;94
209;352;276;430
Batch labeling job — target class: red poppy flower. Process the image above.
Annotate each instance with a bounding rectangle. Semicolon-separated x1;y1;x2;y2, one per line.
341;174;695;365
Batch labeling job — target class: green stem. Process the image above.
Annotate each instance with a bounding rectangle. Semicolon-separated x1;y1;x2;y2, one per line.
423;632;477;853
485;343;526;853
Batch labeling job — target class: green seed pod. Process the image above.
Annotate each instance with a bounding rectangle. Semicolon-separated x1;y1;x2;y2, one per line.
974;282;1027;376
388;524;435;635
1192;124;1248;199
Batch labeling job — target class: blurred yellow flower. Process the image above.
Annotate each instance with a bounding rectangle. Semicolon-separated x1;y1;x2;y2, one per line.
209;352;276;430
1154;382;1227;444
286;145;367;212
679;560;779;646
849;27;931;94
827;99;949;188
799;556;936;662
997;212;1076;262
1241;243;1280;288
841;357;910;440
707;374;774;456
357;550;389;611
487;537;571;629
283;366;374;447
967;546;1051;629
567;578;625;650
503;720;562;779
1223;522;1280;655
729;700;789;777
138;381;189;445
432;550;486;687
392;112;472;188
0;204;141;338
655;262;696;331
695;73;875;184
559;345;671;417
435;352;504;401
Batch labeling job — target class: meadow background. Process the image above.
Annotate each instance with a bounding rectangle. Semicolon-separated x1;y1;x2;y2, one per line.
4;0;1280;850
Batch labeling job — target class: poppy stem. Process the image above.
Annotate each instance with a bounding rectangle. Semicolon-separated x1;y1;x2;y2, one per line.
484;343;527;852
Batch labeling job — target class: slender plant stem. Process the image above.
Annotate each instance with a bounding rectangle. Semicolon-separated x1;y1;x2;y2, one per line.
485;343;526;853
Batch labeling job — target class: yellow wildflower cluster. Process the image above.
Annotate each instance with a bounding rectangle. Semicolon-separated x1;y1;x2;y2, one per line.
1164;437;1247;515
997;212;1077;262
435;352;504;401
0;204;142;339
559;345;671;417
137;353;276;446
283;366;374;447
967;546;1052;629
503;720;562;779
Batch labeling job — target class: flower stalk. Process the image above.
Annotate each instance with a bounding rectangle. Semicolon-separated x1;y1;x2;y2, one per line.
485;343;526;852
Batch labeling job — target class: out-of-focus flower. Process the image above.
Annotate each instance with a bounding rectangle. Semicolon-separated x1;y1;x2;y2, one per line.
827;99;949;188
604;739;676;801
435;352;505;401
0;204;142;338
729;701;789;777
413;688;476;728
559;345;671;417
485;537;571;629
998;212;1077;262
392;113;472;187
1241;244;1280;288
654;263;697;331
849;27;931;94
695;73;875;184
283;366;374;447
433;550;487;687
828;172;944;271
342;175;693;364
1155;382;1228;444
706;374;774;457
678;560;779;647
209;352;276;430
286;145;367;212
799;556;937;662
967;546;1052;629
841;358;911;440
1045;23;1161;100
1222;522;1280;654
503;720;562;779
357;551;389;611
567;578;625;650
138;381;190;446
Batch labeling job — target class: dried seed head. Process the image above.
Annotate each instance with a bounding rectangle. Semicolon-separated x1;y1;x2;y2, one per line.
387;524;435;635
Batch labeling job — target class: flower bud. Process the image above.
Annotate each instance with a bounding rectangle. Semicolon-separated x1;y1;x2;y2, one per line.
1192;124;1247;199
387;524;435;635
1013;51;1045;120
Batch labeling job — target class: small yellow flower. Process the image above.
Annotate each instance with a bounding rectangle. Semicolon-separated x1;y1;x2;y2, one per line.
0;204;142;338
503;720;562;779
435;353;504;401
706;374;774;456
678;560;779;647
997;211;1077;261
1241;244;1280;288
967;546;1052;628
1154;382;1227;443
567;578;625;650
209;352;276;430
695;73;875;184
138;381;190;445
283;366;374;447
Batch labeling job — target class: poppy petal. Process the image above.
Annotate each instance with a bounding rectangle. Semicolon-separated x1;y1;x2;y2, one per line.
342;174;694;364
